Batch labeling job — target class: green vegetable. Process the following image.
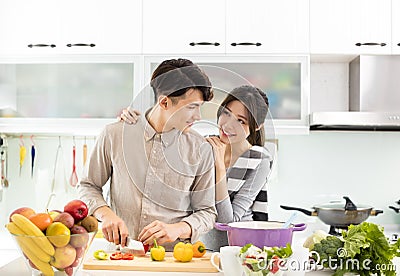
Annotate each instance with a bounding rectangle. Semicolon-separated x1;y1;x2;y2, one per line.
308;222;400;276
93;249;109;260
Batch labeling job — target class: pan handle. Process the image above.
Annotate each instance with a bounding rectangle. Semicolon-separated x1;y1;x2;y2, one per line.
292;223;307;232
389;206;399;213
214;222;232;231
280;205;315;216
370;209;384;216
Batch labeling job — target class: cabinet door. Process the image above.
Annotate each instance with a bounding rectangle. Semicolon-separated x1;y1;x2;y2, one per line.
226;0;309;54
100;0;142;54
60;0;102;54
0;0;60;55
393;0;400;54
310;0;391;55
60;0;142;54
142;0;225;54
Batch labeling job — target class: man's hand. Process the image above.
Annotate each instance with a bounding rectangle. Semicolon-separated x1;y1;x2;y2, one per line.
138;220;191;245
94;206;129;246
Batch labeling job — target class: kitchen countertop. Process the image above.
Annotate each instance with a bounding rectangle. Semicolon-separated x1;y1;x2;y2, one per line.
1;223;399;276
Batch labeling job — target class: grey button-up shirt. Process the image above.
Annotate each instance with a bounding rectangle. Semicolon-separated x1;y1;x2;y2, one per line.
78;117;216;248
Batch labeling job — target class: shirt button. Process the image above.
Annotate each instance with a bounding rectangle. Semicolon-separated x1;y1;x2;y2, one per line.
143;215;147;219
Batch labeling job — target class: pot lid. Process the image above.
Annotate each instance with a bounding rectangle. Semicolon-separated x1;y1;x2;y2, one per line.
314;202;373;211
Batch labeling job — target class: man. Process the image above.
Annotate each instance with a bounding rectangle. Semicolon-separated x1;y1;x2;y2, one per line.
78;59;216;250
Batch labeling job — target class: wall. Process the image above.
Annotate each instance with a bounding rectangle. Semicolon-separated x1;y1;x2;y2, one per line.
1;62;400;230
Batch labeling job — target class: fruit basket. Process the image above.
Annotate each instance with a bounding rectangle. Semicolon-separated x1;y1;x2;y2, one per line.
10;230;96;276
6;200;97;276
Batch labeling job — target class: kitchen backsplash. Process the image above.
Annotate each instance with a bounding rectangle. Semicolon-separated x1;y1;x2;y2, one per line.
1;131;399;229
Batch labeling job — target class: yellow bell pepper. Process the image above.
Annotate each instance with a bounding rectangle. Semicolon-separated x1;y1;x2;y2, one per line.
150;239;165;261
173;242;193;262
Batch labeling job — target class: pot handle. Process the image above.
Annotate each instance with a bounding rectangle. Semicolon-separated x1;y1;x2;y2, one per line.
214;222;232;231
280;205;315;216
370;209;384;216
292;223;307;232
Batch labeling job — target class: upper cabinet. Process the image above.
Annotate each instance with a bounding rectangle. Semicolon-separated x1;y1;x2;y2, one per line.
393;0;400;54
310;0;392;55
142;0;309;54
226;0;309;54
0;0;142;55
142;0;226;54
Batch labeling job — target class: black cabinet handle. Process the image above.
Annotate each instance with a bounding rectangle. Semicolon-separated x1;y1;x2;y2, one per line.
66;43;96;47
231;42;262;47
189;42;220;46
28;44;56;48
397;43;400;46
355;42;386;47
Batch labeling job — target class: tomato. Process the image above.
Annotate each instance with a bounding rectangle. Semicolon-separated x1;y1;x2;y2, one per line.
122;253;134;260
269;256;280;274
29;213;53;231
110;252;123;260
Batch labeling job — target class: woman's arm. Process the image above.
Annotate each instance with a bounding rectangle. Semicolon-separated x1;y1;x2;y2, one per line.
217;155;271;223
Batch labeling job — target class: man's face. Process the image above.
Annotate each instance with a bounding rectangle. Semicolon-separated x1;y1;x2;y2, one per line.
164;88;204;132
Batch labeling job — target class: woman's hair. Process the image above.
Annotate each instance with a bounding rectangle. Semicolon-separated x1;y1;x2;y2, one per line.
150;58;213;104
217;85;269;146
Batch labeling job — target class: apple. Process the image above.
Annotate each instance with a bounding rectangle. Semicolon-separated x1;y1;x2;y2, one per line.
46;222;71;247
75;247;85;259
64;200;88;223
9;207;35;222
54;212;75;229
50;245;76;269
69;225;89;248
64;266;74;276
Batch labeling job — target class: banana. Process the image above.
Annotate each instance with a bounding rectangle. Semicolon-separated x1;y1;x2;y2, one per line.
18;239;54;276
6;222;52;263
11;214;55;256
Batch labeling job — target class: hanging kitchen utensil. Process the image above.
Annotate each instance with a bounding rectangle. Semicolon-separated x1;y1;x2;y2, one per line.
51;137;68;195
69;137;78;187
389;206;400;213
280;196;383;228
1;147;8;188
83;136;88;167
19;135;26;176
30;135;36;178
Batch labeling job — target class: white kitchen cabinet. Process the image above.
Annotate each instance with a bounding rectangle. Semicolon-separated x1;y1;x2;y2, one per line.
226;0;309;54
0;0;60;55
0;0;142;55
310;0;391;55
142;0;225;54
393;0;400;54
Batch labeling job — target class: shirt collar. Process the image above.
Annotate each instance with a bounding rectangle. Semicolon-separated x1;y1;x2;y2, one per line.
141;110;180;147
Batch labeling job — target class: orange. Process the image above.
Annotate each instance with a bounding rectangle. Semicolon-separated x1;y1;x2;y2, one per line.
29;213;53;231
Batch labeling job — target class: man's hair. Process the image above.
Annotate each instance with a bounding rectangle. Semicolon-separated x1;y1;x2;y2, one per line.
150;59;213;104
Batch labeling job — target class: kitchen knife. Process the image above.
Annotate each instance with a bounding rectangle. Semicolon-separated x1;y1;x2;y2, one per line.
117;237;146;256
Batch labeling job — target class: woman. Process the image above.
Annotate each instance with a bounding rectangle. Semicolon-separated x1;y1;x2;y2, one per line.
120;85;273;250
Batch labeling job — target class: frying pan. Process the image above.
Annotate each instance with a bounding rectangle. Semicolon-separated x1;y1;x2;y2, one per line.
281;196;383;227
389;199;400;213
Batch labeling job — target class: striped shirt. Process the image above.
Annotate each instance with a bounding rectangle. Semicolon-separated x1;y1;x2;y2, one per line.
200;145;273;251
218;145;272;223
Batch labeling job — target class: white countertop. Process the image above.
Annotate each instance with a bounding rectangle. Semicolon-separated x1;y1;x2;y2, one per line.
1;224;399;276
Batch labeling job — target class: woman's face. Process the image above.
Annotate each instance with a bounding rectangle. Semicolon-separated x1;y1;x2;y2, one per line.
218;100;250;145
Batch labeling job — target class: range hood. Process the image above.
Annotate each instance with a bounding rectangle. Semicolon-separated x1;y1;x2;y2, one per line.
310;55;400;131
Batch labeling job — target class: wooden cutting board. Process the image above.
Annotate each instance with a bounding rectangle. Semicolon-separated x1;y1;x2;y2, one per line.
83;252;219;273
